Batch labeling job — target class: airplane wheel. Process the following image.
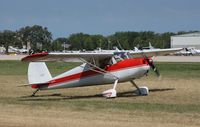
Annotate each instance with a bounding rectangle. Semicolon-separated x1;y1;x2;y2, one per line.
134;86;149;96
102;89;117;98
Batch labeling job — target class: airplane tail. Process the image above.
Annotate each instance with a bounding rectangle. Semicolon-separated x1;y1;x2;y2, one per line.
28;62;52;85
134;47;139;51
149;42;154;49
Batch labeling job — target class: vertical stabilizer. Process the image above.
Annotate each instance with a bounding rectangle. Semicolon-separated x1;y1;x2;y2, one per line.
28;62;52;84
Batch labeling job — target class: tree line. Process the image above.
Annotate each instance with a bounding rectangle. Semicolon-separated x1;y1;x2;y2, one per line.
0;25;198;53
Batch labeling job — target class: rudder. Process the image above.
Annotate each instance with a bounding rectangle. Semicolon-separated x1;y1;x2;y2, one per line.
28;62;52;84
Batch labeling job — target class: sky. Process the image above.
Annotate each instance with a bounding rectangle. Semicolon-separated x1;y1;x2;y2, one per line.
0;0;200;38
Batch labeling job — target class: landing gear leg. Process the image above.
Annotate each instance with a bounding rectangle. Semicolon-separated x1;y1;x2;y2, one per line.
130;80;149;96
31;89;39;97
130;80;142;95
102;80;118;98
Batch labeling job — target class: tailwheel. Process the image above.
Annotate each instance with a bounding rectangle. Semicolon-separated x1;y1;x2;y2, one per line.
30;89;39;97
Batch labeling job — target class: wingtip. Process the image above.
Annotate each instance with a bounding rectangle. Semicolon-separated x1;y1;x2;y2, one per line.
21;52;49;62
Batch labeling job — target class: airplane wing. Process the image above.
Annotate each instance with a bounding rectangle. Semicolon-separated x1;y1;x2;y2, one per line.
129;48;183;58
21;52;114;62
22;48;182;62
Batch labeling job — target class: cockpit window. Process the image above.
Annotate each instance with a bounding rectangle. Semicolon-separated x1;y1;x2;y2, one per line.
114;55;124;62
98;52;131;69
113;52;129;62
99;58;112;69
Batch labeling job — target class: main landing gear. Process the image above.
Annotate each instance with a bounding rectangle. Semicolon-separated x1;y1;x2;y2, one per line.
102;80;118;98
102;80;149;98
130;80;149;96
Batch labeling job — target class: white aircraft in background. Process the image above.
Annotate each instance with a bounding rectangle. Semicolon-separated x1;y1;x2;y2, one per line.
175;47;200;56
9;46;28;54
134;42;157;51
141;42;155;50
133;42;180;56
22;47;182;98
187;47;200;55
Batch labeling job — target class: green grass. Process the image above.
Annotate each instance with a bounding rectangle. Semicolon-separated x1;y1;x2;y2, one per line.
0;60;200;78
151;62;200;78
0;60;80;76
0;60;28;75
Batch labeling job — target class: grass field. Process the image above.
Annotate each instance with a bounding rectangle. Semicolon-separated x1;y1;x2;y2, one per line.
0;61;200;127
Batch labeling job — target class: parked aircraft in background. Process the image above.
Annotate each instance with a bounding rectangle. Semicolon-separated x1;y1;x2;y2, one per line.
9;46;28;54
22;47;182;98
134;42;161;53
0;46;28;54
141;42;155;50
175;47;200;56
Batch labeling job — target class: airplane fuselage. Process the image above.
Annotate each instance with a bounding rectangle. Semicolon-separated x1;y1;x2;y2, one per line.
31;58;150;90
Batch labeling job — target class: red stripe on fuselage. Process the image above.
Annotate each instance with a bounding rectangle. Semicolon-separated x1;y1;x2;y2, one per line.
106;57;148;71
32;58;149;89
48;70;100;86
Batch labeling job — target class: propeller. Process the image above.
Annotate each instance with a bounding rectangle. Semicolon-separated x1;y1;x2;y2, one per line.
145;56;160;77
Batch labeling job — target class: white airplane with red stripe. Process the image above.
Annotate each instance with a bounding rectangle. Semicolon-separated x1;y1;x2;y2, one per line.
22;48;182;98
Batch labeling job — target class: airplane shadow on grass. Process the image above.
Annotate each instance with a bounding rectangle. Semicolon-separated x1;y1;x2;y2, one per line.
19;88;175;102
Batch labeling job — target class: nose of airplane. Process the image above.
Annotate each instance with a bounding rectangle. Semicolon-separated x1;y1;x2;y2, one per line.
145;57;160;77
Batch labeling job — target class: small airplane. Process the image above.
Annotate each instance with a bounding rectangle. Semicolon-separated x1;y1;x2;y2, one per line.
9;46;28;54
175;47;200;56
140;42;155;50
133;42;155;51
22;47;182;98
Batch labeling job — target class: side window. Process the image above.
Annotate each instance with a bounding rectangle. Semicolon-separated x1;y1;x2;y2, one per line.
114;55;124;62
113;52;130;63
99;58;112;69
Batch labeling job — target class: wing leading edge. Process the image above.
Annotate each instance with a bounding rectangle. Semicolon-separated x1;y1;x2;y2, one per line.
21;52;114;62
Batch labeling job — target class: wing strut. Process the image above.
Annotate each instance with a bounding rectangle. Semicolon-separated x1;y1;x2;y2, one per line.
79;58;119;80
